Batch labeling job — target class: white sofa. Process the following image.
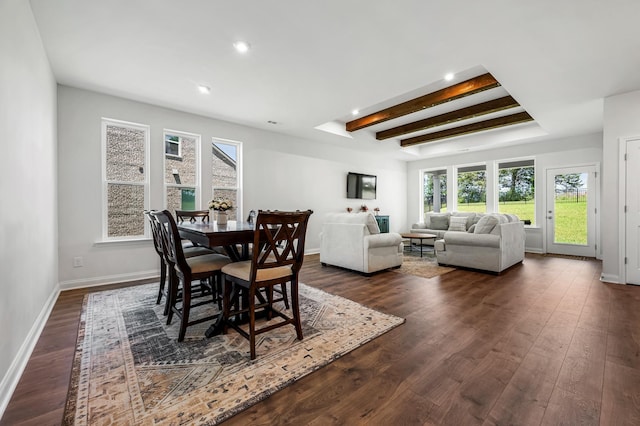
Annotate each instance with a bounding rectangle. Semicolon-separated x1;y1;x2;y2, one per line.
410;211;478;244
320;212;403;274
432;213;525;273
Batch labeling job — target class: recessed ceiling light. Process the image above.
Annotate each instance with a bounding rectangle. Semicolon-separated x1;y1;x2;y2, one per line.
444;72;455;81
233;41;251;53
351;109;359;116
198;85;211;94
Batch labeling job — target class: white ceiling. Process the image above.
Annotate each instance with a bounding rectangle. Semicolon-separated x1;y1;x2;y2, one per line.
29;0;640;160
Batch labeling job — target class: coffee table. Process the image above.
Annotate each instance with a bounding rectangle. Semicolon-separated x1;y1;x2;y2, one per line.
400;233;437;257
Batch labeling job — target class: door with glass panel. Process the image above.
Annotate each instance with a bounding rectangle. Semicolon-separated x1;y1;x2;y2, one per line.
546;166;597;257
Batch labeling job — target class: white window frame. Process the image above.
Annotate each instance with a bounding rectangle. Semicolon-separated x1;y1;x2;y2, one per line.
495;157;536;225
164;133;182;158
101;118;150;241
453;162;488;212
163;129;201;211
212;137;243;221
420;167;448;218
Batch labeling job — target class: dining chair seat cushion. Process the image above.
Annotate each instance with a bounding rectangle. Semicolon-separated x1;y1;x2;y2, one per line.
181;240;195;249
185;253;232;274
183;246;215;258
222;260;293;282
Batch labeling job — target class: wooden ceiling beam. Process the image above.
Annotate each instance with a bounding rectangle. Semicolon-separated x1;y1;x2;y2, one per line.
345;73;500;132
376;95;520;140
399;112;534;147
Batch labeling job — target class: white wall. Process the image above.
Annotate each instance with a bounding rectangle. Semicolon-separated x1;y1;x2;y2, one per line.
57;86;407;287
0;0;58;415
406;133;603;253
602;89;640;282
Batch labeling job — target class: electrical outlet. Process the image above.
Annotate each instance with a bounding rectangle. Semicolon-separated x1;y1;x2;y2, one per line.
73;256;83;268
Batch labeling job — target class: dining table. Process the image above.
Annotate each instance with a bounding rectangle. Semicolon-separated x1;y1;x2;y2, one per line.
177;219;259;337
177;219;255;262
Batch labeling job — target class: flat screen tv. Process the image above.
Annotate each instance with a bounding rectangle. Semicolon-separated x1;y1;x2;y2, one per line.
347;172;377;200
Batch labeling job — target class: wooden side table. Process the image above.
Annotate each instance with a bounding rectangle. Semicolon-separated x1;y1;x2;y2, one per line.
400;233;437;257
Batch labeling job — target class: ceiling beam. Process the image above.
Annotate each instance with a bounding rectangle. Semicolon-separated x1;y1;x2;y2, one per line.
376;95;520;140
399;112;534;147
345;73;500;132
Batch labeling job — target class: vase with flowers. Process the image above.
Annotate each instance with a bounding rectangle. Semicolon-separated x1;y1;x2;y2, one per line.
374;207;380;216
360;204;368;212
208;198;233;225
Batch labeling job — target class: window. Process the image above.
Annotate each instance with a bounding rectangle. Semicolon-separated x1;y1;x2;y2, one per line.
212;139;241;221
165;134;181;158
164;131;200;213
102;118;149;239
457;165;486;212
423;169;447;213
498;159;535;224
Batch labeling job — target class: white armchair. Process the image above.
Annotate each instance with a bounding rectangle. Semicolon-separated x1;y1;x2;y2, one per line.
320;212;403;274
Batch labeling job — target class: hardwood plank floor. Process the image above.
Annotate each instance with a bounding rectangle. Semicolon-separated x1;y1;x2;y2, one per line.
2;254;640;425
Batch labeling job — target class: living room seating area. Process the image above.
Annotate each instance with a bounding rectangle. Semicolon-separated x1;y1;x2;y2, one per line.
412;212;526;273
320;212;404;274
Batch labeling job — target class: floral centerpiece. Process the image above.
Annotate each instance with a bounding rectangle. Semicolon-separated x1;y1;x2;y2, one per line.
208;198;233;211
209;198;233;225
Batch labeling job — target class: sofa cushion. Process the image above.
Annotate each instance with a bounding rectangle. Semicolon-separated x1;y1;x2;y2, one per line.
474;215;499;234
452;212;476;229
448;216;468;232
325;212;380;234
467;224;476;233
430;214;450;230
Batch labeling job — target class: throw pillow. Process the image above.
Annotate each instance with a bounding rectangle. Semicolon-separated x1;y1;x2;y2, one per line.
467;224;476;233
448;216;467;232
430;214;449;230
474;215;499;234
365;213;380;234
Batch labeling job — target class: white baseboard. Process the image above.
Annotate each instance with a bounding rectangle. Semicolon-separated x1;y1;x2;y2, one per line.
600;273;622;284
59;270;159;291
0;284;59;419
525;248;544;254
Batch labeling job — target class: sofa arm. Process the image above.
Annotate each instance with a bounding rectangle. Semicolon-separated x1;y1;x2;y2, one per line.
442;231;500;248
411;223;427;229
364;232;402;249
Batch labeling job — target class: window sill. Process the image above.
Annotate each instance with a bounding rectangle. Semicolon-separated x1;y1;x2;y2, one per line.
94;237;152;246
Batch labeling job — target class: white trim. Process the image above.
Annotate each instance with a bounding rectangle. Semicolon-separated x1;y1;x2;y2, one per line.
0;285;60;419
163;129;202;210
212;137;243;221
618;136;640;284
101;118;150;240
600;273;622;284
544;163;600;257
93;237;153;246
59;270;159;291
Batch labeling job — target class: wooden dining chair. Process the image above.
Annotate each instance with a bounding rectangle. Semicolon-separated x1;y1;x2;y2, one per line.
146;210;218;315
176;209;210;223
152;210;232;341
221;209;313;359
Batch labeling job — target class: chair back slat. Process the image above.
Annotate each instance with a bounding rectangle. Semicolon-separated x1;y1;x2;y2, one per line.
152;210;190;274
175;209;210;223
250;210;313;281
144;210;164;257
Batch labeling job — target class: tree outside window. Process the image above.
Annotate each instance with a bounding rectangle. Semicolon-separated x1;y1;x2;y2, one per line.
423;170;447;213
457;165;486;212
498;159;535;224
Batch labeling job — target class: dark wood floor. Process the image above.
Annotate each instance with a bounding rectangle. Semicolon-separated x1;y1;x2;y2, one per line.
2;254;640;425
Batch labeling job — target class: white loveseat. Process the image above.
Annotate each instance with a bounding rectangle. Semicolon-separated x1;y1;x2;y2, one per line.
320;212;403;274
432;213;525;273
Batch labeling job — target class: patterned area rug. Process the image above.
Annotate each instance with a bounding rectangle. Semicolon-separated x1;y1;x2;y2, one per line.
394;252;456;279
63;283;404;425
